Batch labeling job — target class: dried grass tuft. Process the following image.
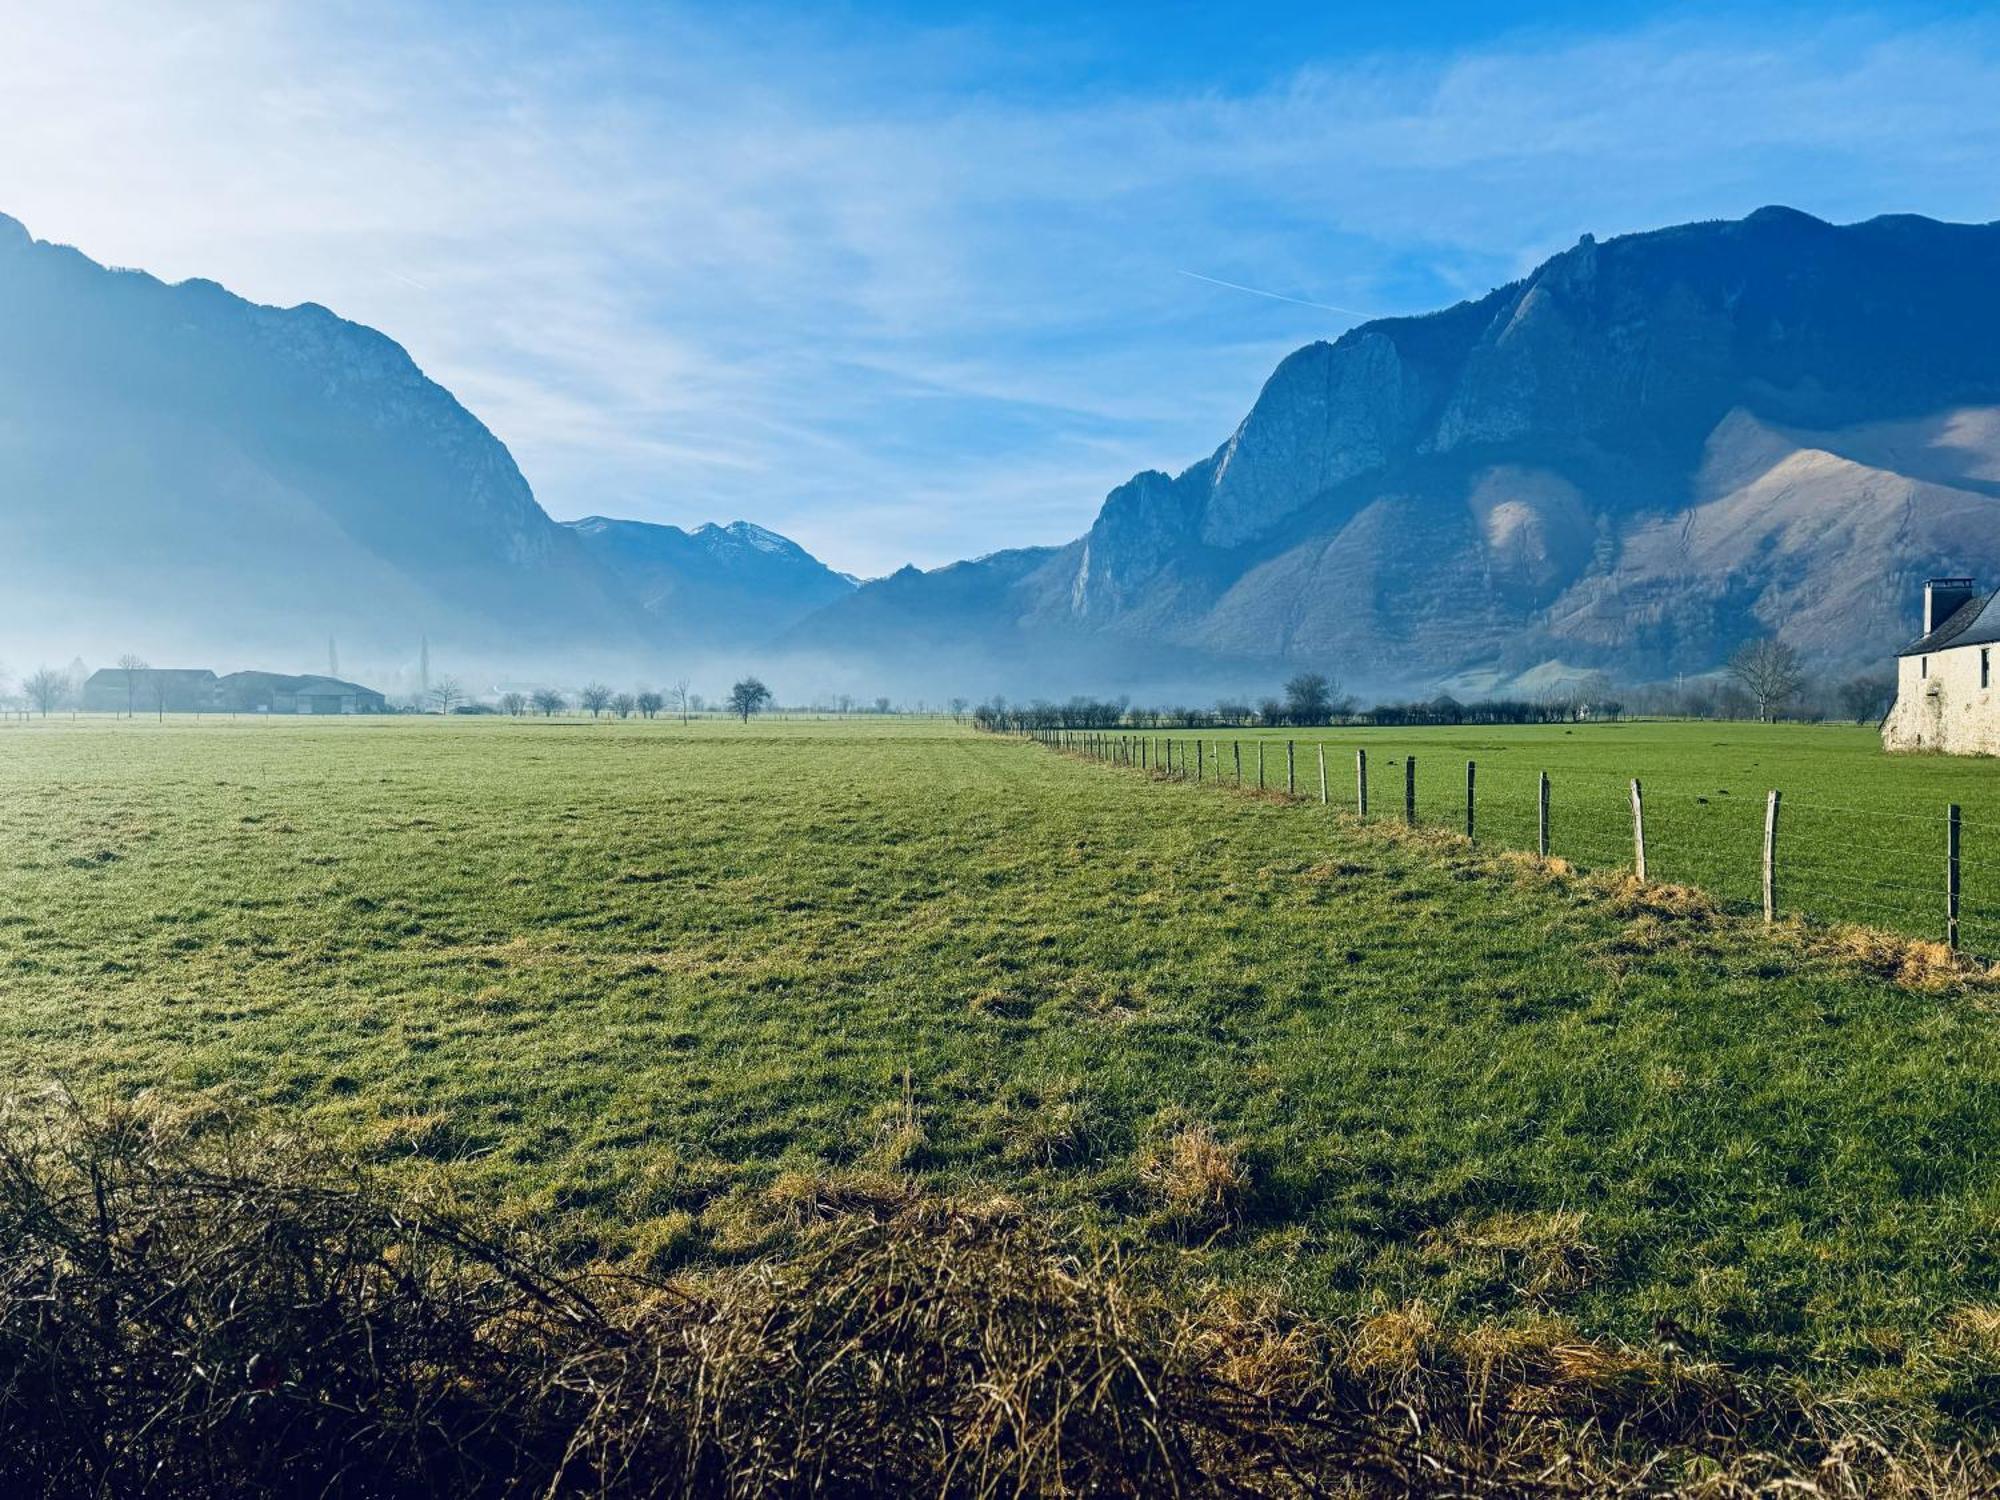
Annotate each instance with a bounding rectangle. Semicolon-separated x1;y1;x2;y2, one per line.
1815;923;1980;990
1141;1122;1250;1234
0;1090;1989;1497
1609;876;1719;923
1422;1209;1603;1302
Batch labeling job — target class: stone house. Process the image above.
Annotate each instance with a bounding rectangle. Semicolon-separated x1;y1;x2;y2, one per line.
1882;578;2000;753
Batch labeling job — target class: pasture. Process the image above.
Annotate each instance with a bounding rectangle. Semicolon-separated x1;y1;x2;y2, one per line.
4;714;2000;1437
1106;718;2000;952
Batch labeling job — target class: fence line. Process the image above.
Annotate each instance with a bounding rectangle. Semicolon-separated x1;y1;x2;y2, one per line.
1020;727;1984;954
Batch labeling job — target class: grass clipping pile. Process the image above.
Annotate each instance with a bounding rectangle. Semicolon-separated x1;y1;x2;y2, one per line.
0;1093;1987;1497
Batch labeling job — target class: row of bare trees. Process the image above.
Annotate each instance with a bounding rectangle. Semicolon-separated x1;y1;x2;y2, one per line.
477;681;692;720
472;677;772;722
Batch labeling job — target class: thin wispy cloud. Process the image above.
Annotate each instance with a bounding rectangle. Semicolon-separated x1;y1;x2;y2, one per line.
1174;270;1378;319
3;2;2000;574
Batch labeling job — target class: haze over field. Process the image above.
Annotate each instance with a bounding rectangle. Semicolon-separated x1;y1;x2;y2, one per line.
9;2;2000;702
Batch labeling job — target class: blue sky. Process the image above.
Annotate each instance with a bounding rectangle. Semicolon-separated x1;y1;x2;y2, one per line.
6;1;2000;575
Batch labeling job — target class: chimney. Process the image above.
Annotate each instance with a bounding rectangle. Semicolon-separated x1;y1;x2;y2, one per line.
1926;577;1978;634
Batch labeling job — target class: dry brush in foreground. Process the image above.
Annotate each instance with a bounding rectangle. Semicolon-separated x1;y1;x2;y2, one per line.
0;1091;1989;1497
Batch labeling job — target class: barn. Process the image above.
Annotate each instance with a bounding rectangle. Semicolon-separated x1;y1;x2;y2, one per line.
219;672;388;714
81;668;222;713
1882;578;2000;753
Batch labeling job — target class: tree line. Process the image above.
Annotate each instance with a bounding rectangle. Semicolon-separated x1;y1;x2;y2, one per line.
968;643;1902;734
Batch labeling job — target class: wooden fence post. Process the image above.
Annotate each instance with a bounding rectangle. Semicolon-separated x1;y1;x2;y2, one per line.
1287;741;1296;797
1949;803;1962;950
1317;745;1328;806
1234;741;1242;787
1630;778;1647;882
1404;757;1416;825
1356;749;1368;818
1465;760;1476;842
1538;772;1550;859
1257;742;1266;791
1763;790;1780;923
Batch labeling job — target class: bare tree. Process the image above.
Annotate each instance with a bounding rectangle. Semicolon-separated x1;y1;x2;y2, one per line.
1282;672;1342;726
429;677;464;714
531;688;566;717
25;666;66;718
116;654;149;718
948;696;968;722
610;692;636;720
873;696;891;715
1838;673;1894;724
728;676;773;723
498;691;528;717
671;678;691;724
1727;638;1808;722
636;690;664;720
579;682;613;719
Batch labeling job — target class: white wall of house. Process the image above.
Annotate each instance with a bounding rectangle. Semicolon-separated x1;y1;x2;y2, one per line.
1882;642;2000;753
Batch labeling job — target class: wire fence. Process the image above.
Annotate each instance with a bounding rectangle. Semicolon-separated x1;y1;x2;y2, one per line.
1024;729;1991;955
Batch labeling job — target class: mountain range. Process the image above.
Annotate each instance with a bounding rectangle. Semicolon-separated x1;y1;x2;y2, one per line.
6;205;2000;698
796;206;2000;698
0;211;852;678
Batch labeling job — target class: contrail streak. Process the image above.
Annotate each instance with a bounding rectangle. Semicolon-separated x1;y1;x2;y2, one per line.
1175;268;1375;319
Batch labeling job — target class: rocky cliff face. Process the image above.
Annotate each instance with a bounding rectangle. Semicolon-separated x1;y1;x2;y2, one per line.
801;207;2000;695
0;214;845;669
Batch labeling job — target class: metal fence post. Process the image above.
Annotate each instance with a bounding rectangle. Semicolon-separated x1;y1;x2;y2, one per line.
1538;771;1550;859
1404;757;1416;826
1357;749;1368;818
1466;760;1476;842
1287;740;1296;797
1318;744;1328;806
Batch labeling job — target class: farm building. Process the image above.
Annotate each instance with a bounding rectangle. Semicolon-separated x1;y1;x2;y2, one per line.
81;668;223;713
80;667;386;715
220;672;387;714
1882;578;2000;753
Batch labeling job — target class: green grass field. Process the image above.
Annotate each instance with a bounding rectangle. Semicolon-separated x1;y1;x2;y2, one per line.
4;714;2000;1431
1102;719;2000;951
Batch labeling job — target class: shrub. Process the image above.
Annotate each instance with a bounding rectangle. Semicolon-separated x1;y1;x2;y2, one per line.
0;1090;1986;1496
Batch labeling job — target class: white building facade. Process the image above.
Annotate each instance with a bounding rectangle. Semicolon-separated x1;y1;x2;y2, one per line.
1882;578;2000;754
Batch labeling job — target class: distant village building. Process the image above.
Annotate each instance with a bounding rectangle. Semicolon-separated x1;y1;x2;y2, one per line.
1882;578;2000;753
81;668;224;713
82;668;387;715
220;672;388;715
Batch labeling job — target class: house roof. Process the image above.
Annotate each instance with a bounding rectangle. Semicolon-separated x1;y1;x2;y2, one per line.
217;671;382;697
1900;593;2000;656
84;667;218;685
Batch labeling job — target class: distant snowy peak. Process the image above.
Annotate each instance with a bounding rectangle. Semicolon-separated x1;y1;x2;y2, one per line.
562;513;855;645
690;519;815;562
